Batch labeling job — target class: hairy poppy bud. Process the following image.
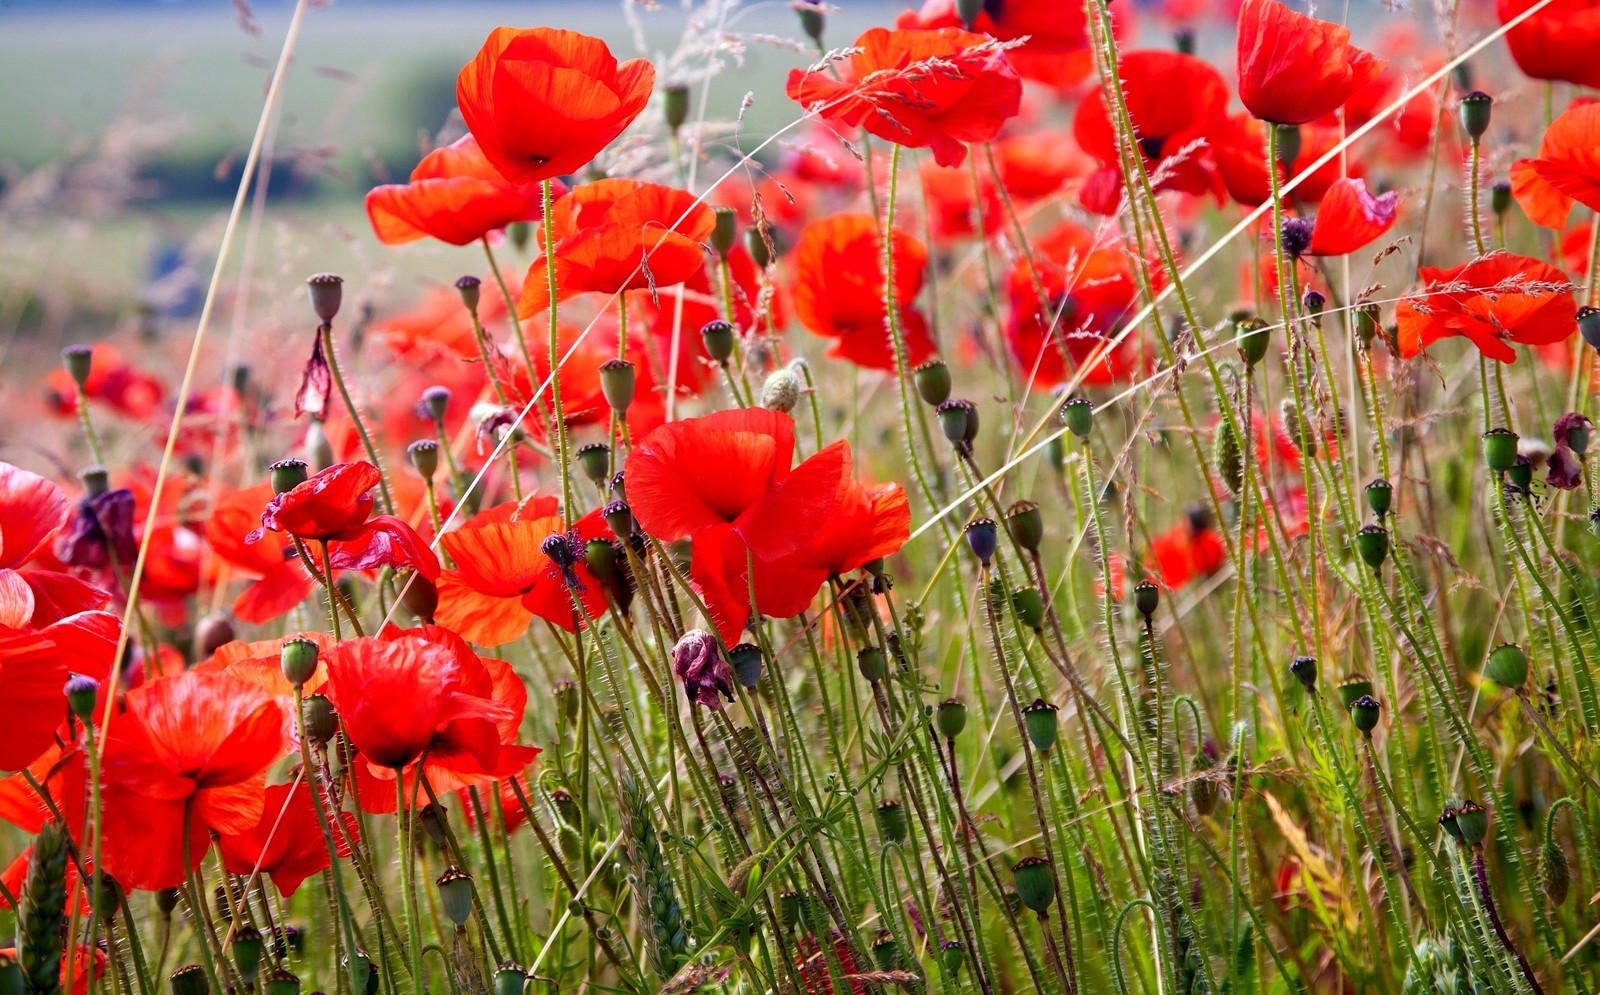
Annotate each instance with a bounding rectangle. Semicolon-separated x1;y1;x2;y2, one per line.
662;82;690;133
422;385;452;424
301;694;338;744
1189;742;1221;816
170;965;210;995
195;613;235;660
62;344;94;389
1004;500;1044;553
1011;585;1045;631
1349;694;1381;734
1272;123;1301;166
762;365;803;413
269;458;309;495
1011;856;1055;914
964;517;998;566
233;925;264;983
79;466;109;497
1459;91;1492;142
875;799;907;845
1336;674;1374;710
65;675;98;722
603;500;634;540
1214;420;1244;496
437;867;474;928
936;697;968;739
1134;579;1160;620
1236;315;1271;368
729;643;764;689
710;206;738;259
1482;427;1519;473
576;443;611;486
1541;839;1570;905
408;439;439;481
1023;698;1060;752
1491;179;1512;216
454;275;481;313
673;629;735;709
1365;477;1393;520
856;646;887;683
701;319;736;364
914;359;952;406
495;965;527;995
937;399;979;450
281;637;320;687
1062;395;1094;440
306;273;344;324
1302;288;1326;315
1508;454;1534;491
598;358;635;413
1289;655;1317;694
1353;524;1389;570
1484;643;1528;690
796;0;825;48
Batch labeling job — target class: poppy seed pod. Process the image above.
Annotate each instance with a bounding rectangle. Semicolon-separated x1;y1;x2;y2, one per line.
662;82;690;133
1272;123;1301;167
170;966;208;995
796;0;825;47
306;273;344;324
437;867;474;928
65;675;98;722
79;465;110;497
1438;803;1463;842
280;637;320;687
576;443;611;486
964;517;998;566
583;538;616;583
710;206;738;258
598;358;636;413
1459;91;1493;142
1349;694;1382;734
871;930;901;971
264;969;301;995
1541;839;1571;906
495;964;527;995
1236;315;1271;367
1453;799;1489;846
603;500;634;540
940;939;965;975
269;458;309;495
1289;655;1317;694
937;399;979;449
1004;500;1044;553
1023;698;1060;752
407;439;439;481
1134;580;1160;620
1365;477;1393;520
914;359;952;406
301;694;338;744
1174;27;1196;54
1011;585;1046;631
1336;674;1374;710
875;799;908;845
729;642;764;689
936;697;968;739
233;925;264;983
1508;454;1534;491
1482;427;1519;473
1011;856;1056;914
1353;524;1389;570
454;275;481;313
1490;178;1512;216
1063;396;1094;440
1484;643;1528;690
61;344;94;389
701;319;736;364
745;223;773;268
856;646;888;683
422;385;452;423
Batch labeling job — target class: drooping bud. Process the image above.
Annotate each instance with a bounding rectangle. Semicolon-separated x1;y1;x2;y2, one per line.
1349;694;1382;734
437;867;474;928
1541;838;1571;905
62;345;94;389
455;275;481;313
701;320;736;364
1236;315;1270;367
856;646;887;683
1482;427;1519;473
875;800;908;845
964;517;998;567
401;573;438;623
1189;741;1221;816
301;694;338;744
1484;643;1528;690
269;458;309;495
306;273;344;324
761;365;803;413
281;637;320;687
407;439;439;481
936;697;968;739
913;359;951;406
1023;698;1060;752
1011;856;1056;914
1353;524;1389;571
1459;91;1493;143
745;224;773;268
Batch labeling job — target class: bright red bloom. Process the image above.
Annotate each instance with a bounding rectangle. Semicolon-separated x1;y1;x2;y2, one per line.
1212;114;1349;207
785;27;1022;168
517;179;716;319
98;670;288;890
217;779;358;896
1498;0;1600;90
245;462;440;580
1510;102;1600;230
366;135;550;247
44;345;165;423
0;463;110;630
790;214;935;371
1236;0;1384;125
1395;253;1577;364
1074;51;1229;214
456;27;654;186
1286;177;1399;258
897;0;1112;89
0;628;70;771
1149;513;1228;591
206;484;315;624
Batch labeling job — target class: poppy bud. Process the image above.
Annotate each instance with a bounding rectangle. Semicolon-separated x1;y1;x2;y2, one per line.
1353;524;1388;570
1559;411;1593;455
1482;427;1519;473
436;867;474;928
1004;500;1044;553
1062;395;1094;440
550;787;582;829
1189;743;1221;816
79;466;110;497
936;697;968;739
269;458;309;495
1335;674;1374;710
455;275;481;313
1272;123;1301;167
1348;694;1381;734
1508;454;1534;491
407;439;439;481
195;613;235;660
913;359;951;406
855;645;888;683
1438;802;1463;842
401;572;438;623
170;965;209;995
964;517;998;566
1023;698;1059;752
1302;288;1326;315
729;643;764;689
745;224;773;268
871;930;901;971
875;799;908;845
1484;643;1528;690
1279;399;1316;457
306;273;344;325
233;925;264;983
1459;91;1492;142
662;82;690;134
301;694;338;744
422;385;452;424
1453;799;1489;846
1134;579;1160;620
1289;655;1317;693
1491;179;1512;216
940;939;965;975
62;344;94;389
1011;856;1056;914
1365;477;1393;520
305;421;335;471
495;964;527;995
65;675;98;722
576;443;611;486
1214;420;1244;496
701;319;736;364
710;206;738;259
597;358;635;414
281;637;320;687
1236;315;1271;367
796;0;825;48
1541;839;1570;905
937;399;979;450
1011;586;1045;631
603;499;634;540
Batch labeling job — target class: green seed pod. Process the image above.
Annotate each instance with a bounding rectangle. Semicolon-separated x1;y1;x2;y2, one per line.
437;867;474;928
1289;655;1317;694
1047;435;1066;473
662;83;690;134
871;929;900;971
1454;800;1489;846
1365;477;1393;519
1508;455;1534;491
281;637;320;687
454;275;481;313
700;319;736;364
169;966;209;995
232;925;264;984
61;345;94;390
269;458;309;495
729;643;763;689
599;358;636;413
265;968;301;995
937;399;979;449
1063;396;1094;440
603;500;634;540
301;694;338;744
875;800;908;845
856;646;888;683
936;697;968;739
745;223;773;268
1236;315;1271;368
1484;643;1528;690
576;443;611;486
346;952;378;995
1023;698;1060;752
583;538;616;583
1541;840;1571;905
1004;500;1044;553
1011;856;1056;914
1459;90;1493;142
1483;427;1519;473
1134;580;1160;620
494;964;527;995
940;940;965;976
913;359;951;406
1580;307;1600;352
407;439;439;481
1011;585;1046;631
418;804;447;847
710;207;738;259
306;273;344;324
79;466;109;497
64;676;97;722
1336;675;1374;710
1349;694;1382;735
1438;803;1464;843
1353;524;1389;570
1214;420;1244;496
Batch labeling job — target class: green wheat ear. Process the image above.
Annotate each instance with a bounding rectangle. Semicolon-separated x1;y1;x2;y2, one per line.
620;769;690;981
20;821;68;995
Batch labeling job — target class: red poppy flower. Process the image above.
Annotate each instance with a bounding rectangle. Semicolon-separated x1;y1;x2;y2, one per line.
1149;513;1228;590
625;409;847;563
203;631;336;699
1282;177;1399;258
0;744;84;834
1498;0;1600;90
1073;51;1229;214
245;462;440;580
785;27;1022;168
919;159;1002;244
98;670;288;890
366;135;553;247
0;944;103;995
44;345;165;422
206;484;315;624
434;499;611;643
790;214;935;371
896;0;1111;89
1510;102;1600;230
1236;0;1385;125
456;27;654;186
517;179;716;319
1395;253;1577;364
0;628;70;771
0;847;91;917
0;463;109;630
217;779;358;897
990;131;1094;204
1212;114;1349;207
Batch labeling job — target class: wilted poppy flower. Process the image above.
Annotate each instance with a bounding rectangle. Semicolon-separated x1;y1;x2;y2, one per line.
790;214;935;371
1236;0;1384;125
456;27;654;185
895;0;1107;89
671;629;735;709
1395;253;1577;364
1548;412;1592;490
0;462;110;630
625;409;847;562
785;27;1022;168
245;462;440;580
1280;178;1399;259
217;779;358;896
366;135;552;247
1510;102;1600;230
1498;0;1600;90
54;487;136;573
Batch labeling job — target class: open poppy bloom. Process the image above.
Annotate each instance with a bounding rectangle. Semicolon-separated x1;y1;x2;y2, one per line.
895;0;1111;89
0;462;110;630
366;135;552;247
434;498;612;643
1498;0;1600;90
206;484;316;624
516;178;716;319
1073;50;1229;215
785;26;1022;168
97;669;289;890
1395;253;1577;364
1211;114;1350;206
1236;0;1384;125
1279;177;1399;259
1149;509;1228;591
456;26;654;185
217;779;358;896
0;943;104;995
1510;102;1600;230
790;214;935;371
0;628;69;771
245;462;440;580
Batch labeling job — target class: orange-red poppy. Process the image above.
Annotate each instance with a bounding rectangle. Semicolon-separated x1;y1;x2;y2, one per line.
1236;0;1384;126
366;135;552;247
1510;101;1600;230
790;214;935;371
217;779;358;897
1211;114;1349;207
1149;512;1228;591
0;462;109;630
456;27;654;186
206;484;315;624
895;0;1109;89
245;462;440;580
1282;177;1398;258
785;27;1022;168
1498;0;1600;90
1395;253;1577;364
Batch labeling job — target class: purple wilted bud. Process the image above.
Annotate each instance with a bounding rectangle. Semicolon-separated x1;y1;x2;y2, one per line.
294;335;331;421
1554;412;1593;455
1548;445;1584;490
1279;216;1313;259
540;531;585;591
55;488;137;570
671;629;735;709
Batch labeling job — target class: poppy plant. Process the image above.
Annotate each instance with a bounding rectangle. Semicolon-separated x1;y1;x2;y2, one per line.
790;213;935;371
1509;102;1600;230
217;779;358;896
896;0;1107;89
1149;510;1228;591
1498;0;1600;90
1395;253;1577;364
456;26;655;185
785;26;1022;168
0;462;110;630
245;462;440;580
1279;177;1399;259
1235;0;1384;126
0;628;69;771
206;484;316;624
365;135;551;247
